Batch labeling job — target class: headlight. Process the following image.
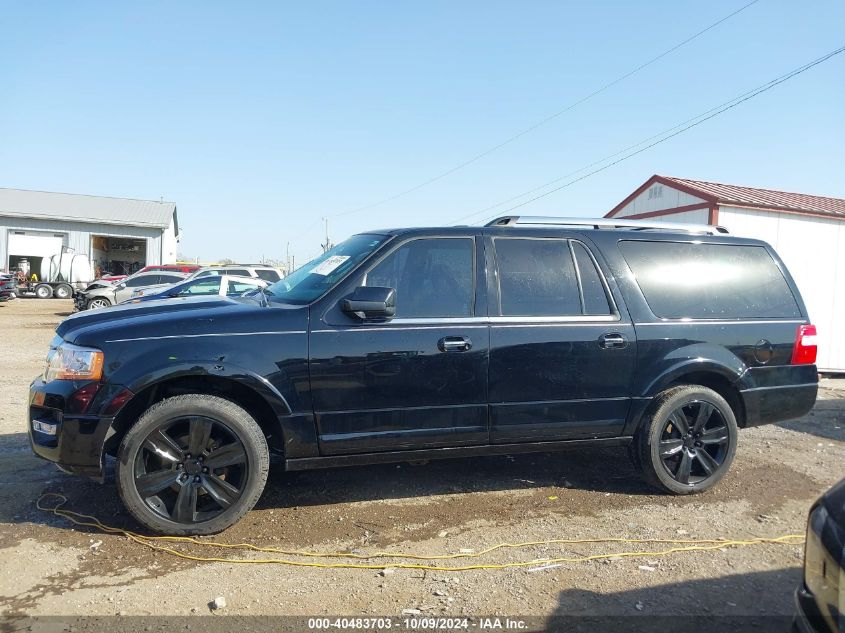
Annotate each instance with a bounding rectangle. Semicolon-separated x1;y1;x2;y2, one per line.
45;343;104;381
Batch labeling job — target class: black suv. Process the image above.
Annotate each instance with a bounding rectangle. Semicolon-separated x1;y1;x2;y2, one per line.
28;217;819;534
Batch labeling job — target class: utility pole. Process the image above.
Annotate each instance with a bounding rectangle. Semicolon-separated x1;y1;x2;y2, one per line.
286;242;290;275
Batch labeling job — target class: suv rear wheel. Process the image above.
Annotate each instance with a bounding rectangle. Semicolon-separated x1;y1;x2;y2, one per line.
116;394;270;535
634;385;737;495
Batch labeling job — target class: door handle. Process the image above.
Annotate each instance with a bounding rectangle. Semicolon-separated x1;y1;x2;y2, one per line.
599;332;628;349
438;336;472;352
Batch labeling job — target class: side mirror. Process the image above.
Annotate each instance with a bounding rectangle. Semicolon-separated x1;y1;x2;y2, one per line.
116;283;126;290
342;286;396;321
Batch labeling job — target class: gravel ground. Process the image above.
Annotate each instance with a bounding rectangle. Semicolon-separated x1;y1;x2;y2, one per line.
0;298;843;630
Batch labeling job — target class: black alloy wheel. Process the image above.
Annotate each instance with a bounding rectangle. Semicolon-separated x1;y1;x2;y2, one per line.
658;400;730;485
634;385;738;495
133;416;249;524
117;394;269;535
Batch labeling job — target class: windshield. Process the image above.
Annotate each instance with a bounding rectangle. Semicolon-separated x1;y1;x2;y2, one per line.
265;233;388;304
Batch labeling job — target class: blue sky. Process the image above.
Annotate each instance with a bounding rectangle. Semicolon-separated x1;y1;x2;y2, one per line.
1;1;843;264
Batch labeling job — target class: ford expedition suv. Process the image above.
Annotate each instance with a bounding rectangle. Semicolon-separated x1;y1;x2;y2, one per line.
28;217;819;534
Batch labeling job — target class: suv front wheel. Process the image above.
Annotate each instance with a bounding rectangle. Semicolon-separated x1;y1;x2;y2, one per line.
634;385;738;495
116;394;270;535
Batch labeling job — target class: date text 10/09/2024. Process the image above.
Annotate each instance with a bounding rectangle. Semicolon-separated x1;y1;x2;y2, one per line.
307;617;528;630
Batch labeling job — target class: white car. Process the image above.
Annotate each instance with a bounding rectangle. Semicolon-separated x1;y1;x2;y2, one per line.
186;265;285;283
80;271;189;309
125;274;269;303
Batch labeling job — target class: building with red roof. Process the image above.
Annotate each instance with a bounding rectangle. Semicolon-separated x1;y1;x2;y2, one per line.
607;175;845;373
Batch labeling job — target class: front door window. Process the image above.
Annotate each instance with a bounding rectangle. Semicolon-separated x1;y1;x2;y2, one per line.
365;238;474;318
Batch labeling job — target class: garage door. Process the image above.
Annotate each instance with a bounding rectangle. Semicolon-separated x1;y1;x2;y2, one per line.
7;231;66;257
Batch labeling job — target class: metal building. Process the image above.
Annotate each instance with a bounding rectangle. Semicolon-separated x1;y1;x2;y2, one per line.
0;188;179;277
606;175;845;373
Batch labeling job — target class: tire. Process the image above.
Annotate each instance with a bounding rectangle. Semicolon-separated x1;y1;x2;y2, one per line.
116;394;269;535
35;284;53;299
86;297;111;310
634;385;738;495
54;284;73;299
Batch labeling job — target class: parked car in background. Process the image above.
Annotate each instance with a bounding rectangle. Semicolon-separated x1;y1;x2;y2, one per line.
79;268;173;300
141;264;202;275
28;217;819;535
0;275;17;300
122;274;268;303
77;271;187;309
794;477;844;633
97;264;201;285
187;265;285;283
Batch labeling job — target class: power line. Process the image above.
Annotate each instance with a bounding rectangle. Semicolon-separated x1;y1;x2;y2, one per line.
331;0;761;219
451;44;845;226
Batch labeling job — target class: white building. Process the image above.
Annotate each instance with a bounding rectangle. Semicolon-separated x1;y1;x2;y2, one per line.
606;175;845;374
0;188;180;277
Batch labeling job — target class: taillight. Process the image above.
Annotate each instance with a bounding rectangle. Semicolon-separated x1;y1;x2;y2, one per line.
791;324;818;365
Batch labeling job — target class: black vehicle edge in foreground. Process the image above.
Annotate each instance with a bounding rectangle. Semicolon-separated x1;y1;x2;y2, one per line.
793;478;844;633
27;222;819;534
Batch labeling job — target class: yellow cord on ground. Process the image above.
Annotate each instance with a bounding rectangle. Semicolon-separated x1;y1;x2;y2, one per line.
37;493;804;572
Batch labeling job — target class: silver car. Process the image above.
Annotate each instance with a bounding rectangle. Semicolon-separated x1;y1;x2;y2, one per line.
81;271;188;310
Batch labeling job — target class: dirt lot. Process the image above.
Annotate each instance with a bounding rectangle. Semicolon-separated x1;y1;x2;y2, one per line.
0;298;843;629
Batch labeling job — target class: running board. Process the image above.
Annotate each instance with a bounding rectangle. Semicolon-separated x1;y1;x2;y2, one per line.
285;436;633;471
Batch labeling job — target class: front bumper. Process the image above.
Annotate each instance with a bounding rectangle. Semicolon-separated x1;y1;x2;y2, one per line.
28;377;116;481
794;584;833;633
73;293;88;311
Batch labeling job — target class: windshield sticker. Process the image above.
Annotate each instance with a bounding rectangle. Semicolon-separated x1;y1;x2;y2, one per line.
310;255;350;276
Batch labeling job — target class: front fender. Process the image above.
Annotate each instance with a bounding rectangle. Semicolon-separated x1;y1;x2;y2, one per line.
115;362;293;418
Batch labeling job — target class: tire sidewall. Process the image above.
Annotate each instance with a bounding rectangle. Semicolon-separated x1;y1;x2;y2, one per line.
55;284;72;299
641;386;738;495
116;395;269;535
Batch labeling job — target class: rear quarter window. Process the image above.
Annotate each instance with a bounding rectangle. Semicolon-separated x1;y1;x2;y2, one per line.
255;269;281;282
619;240;801;319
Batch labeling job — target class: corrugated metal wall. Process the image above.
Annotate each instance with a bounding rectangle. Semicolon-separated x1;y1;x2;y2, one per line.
1;217;164;269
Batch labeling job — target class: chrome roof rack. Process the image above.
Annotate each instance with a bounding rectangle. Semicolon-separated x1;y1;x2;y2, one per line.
485;215;729;235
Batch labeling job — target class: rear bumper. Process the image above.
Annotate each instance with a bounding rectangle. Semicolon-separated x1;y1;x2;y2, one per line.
28;378;115;481
739;365;818;427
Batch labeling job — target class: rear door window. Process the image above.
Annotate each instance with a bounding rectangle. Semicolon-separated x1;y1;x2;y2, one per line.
494;238;613;317
495;238;580;316
179;278;220;295
227;279;258;294
619;240;801;319
126;275;156;287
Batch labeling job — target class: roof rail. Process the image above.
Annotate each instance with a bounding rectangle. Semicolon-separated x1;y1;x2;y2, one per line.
484;215;729;235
